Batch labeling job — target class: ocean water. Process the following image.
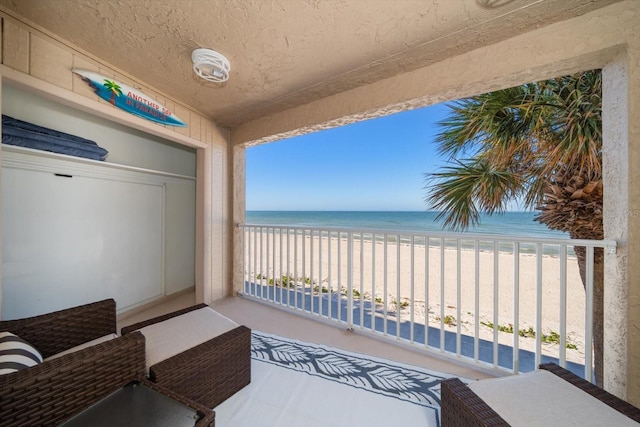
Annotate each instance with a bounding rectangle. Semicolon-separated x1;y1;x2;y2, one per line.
245;210;569;239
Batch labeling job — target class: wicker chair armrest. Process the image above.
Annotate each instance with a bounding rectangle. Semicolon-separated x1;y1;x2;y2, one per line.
440;377;510;427
442;364;640;427
139;379;215;426
539;363;640;422
121;303;208;334
149;325;251;408
0;299;117;358
149;325;250;382
0;332;146;427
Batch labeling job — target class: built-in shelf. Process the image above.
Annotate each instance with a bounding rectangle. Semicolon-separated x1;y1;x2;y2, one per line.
1;144;196;181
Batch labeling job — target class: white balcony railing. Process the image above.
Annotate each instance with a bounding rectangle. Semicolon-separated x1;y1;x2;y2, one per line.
238;224;616;380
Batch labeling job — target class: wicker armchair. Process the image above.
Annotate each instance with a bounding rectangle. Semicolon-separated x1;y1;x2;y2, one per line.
440;363;640;427
0;299;214;427
122;303;251;409
1;298;118;359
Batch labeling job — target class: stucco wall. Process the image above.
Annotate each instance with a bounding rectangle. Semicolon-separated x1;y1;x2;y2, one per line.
231;0;640;405
0;12;233;310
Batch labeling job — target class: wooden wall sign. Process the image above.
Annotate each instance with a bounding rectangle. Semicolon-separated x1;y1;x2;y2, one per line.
73;69;187;127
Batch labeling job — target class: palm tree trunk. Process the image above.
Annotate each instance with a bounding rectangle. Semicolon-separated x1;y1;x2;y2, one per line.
574;245;604;386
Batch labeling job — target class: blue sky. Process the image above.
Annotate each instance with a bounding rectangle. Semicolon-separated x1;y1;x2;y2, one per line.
246;103;454;211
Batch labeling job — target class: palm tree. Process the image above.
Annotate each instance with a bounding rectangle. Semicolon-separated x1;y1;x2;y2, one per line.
425;70;604;384
103;79;123;105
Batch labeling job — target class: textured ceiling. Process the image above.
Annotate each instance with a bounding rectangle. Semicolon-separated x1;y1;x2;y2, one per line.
0;0;622;129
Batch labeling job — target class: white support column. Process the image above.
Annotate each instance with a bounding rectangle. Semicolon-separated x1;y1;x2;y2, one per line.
195;146;210;304
232;144;247;296
602;53;629;400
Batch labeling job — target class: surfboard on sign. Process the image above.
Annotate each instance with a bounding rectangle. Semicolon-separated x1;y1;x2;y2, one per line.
72;69;187;127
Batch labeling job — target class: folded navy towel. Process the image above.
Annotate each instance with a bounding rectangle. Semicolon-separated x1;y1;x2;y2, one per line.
2;115;109;161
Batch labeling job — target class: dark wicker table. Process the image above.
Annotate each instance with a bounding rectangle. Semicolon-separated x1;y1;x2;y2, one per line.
60;380;215;427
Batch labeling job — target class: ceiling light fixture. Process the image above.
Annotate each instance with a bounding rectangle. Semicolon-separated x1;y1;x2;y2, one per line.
191;48;231;83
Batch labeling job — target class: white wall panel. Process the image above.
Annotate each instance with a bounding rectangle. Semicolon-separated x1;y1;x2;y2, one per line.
1;148;195;318
2;162;163;317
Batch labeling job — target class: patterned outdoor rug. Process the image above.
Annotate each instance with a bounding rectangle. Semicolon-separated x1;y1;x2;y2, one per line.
214;331;463;427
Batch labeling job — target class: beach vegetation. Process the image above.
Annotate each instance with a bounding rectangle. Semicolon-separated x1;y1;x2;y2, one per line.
481;321;578;350
338;287;365;298
255;274;315;288
391;299;410;311
280;275;294;287
313;284;329;294
435;314;457;326
425;70;603;383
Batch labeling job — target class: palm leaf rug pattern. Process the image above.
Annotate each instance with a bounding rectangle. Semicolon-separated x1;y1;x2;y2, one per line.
251;331;453;412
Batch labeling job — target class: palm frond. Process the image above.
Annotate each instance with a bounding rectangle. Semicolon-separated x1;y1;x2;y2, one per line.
425;159;524;231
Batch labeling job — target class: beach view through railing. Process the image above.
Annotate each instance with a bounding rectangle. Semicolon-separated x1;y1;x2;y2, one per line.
239;223;616;380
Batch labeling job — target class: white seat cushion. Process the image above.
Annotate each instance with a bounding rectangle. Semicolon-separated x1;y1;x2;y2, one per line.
469;370;640;427
44;333;118;361
138;306;239;370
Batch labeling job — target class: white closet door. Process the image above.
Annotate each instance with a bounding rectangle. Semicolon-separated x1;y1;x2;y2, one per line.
1;165;164;318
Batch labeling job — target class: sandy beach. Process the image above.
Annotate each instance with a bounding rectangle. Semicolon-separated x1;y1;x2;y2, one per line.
244;231;587;365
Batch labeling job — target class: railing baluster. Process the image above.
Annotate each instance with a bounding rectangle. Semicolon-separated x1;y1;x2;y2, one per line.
338;231;342;323
396;234;401;339
425;236;430;349
302;229;307;312
535;242;543;369
244;226;250;295
474;240;480;362
440;239;445;352
410;235;415;344
279;228;283;305
311;230;315;314
513;242;520;374
272;227;276;301
328;231;332;321
456;239;462;357
319;230;323;317
286;228;291;308
585;246;594;382
347;232;354;329
559;245;567;367
260;227;264;300
493;240;499;367
371;233;377;333
253;227;258;298
294;228;298;310
384;234;388;336
360;233;365;329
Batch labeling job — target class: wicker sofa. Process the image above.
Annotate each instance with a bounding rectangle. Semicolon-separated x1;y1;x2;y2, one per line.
0;299;214;427
121;303;252;409
441;363;640;426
